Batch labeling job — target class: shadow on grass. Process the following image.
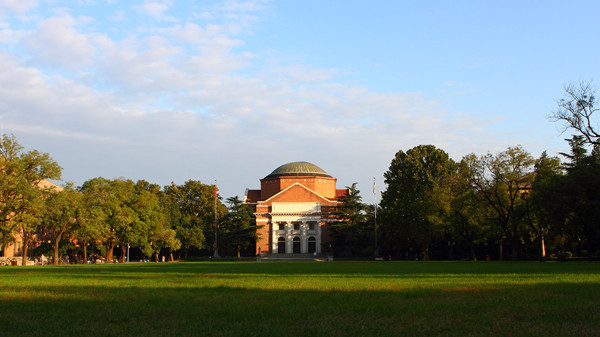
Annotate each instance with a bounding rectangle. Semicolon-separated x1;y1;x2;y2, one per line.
1;281;599;337
1;262;599;337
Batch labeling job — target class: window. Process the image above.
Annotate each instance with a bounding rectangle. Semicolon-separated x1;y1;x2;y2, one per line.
293;222;300;230
293;237;301;254
278;223;285;231
308;222;316;230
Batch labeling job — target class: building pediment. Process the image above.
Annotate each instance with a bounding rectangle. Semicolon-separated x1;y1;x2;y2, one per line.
259;183;335;205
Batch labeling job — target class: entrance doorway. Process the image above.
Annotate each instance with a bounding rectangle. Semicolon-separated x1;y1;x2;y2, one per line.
277;237;286;254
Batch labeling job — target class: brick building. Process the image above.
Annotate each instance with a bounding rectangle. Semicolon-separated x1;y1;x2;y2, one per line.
244;162;347;255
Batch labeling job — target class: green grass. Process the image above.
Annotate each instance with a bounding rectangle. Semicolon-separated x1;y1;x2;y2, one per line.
1;261;599;336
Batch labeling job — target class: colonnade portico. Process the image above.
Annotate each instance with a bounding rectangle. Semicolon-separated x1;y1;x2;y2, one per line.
270;218;322;254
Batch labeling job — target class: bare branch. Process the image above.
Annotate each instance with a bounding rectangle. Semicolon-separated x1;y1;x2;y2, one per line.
550;80;599;145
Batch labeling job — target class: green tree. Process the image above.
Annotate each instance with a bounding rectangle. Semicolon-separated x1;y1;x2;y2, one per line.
0;134;62;265
134;180;180;262
329;183;370;256
464;146;535;260
164;180;226;257
220;196;259;258
446;160;492;260
43;184;81;265
380;145;456;260
527;151;563;261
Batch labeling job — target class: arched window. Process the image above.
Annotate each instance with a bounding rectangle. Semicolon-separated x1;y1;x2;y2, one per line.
293;237;301;254
277;237;286;254
308;237;316;253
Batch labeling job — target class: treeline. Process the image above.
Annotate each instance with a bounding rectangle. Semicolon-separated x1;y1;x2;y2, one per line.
329;82;600;260
0;135;258;265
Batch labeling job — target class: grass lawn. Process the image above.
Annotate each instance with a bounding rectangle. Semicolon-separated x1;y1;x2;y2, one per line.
1;261;599;337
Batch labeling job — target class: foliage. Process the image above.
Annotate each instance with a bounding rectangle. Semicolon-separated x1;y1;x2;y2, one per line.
43;184;81;265
164;180;226;257
220;196;260;257
0;134;62;265
329;183;372;256
462;146;535;260
380;145;456;259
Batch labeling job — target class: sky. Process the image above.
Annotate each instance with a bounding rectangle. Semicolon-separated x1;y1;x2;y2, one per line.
1;0;599;204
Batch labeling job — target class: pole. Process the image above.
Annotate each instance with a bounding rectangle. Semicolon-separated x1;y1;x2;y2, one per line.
213;180;219;258
373;177;378;257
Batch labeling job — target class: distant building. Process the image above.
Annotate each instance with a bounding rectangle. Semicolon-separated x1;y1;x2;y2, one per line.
244;162;347;255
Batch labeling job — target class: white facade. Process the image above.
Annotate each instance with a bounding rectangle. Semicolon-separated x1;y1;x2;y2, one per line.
270;202;322;254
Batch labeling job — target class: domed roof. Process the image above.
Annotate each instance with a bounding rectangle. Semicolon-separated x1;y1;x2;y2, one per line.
265;161;331;179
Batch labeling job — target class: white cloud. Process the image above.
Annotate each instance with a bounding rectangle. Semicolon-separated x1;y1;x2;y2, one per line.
133;0;176;21
23;14;97;70
0;0;37;17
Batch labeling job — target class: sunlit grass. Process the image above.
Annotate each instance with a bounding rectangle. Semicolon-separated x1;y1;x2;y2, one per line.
1;261;599;336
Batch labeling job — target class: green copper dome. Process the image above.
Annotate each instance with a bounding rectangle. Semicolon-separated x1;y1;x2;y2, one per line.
265;161;331;179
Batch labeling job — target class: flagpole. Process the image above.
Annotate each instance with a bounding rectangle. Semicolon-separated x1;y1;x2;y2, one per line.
213;180;219;258
373;177;378;257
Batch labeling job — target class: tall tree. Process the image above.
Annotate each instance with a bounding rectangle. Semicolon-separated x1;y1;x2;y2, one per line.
446;160;492;260
134;180;180;262
164;180;226;257
527;152;563;261
43;184;81;265
220;196;259;258
463;146;535;260
380;145;456;260
329;183;370;256
0;134;62;265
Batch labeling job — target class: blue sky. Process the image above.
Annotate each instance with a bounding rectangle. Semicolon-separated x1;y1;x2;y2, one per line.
1;0;599;203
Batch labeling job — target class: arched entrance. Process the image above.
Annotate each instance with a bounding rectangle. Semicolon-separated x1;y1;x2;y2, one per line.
308;237;316;253
277;237;286;254
293;237;301;254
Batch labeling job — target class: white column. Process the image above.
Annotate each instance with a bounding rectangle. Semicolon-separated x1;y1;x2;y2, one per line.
301;221;307;253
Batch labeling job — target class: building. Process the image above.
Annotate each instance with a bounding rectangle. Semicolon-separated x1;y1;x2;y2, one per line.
244;161;347;255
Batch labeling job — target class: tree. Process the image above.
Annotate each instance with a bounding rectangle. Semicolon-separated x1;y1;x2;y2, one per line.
446;160;492;260
551;81;599;146
380;145;456;260
134;180;180;262
79;178;137;263
527;151;563;261
220;196;259;258
0;134;62;265
164;180;226;257
463;146;535;260
329;183;370;256
43;184;81;265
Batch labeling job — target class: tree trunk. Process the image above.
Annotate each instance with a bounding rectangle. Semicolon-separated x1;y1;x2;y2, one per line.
83;241;88;264
422;245;430;261
470;243;477;261
237;245;240;259
53;229;64;265
169;250;174;262
107;243;115;263
120;245;126;263
540;228;546;262
511;234;519;261
21;232;30;266
154;252;159;263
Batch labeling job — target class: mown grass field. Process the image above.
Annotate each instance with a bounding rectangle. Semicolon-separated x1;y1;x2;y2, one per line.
1;261;599;337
